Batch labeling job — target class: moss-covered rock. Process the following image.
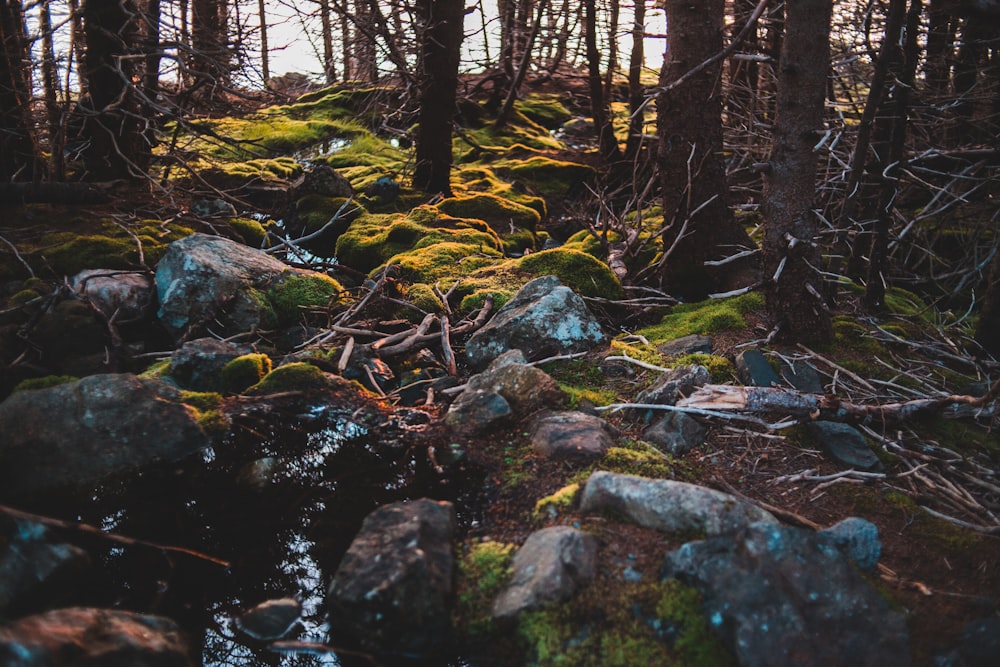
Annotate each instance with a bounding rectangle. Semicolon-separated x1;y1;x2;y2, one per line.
228;217;270;247
13;375;79;393
269;273;343;323
516;95;573;130
495;156;596;197
533;483;581;520
220;353;273;394
437;193;542;233
247;362;335;394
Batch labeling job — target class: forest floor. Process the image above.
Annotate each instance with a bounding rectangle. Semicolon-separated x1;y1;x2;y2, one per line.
1;72;998;665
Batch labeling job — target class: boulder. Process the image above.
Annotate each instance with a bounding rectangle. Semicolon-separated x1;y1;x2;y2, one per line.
0;607;193;667
155;233;339;337
0;374;209;498
0;516;89;613
168;337;245;391
661;522;912;667
780;358;826;394
492;526;598;620
462;353;565;413
327;499;456;657
530;411;618;460
580;471;777;536
71;269;156;322
642;411;707;457
297;164;353;198
806;421;882;470
656;334;712;358
465;276;606;369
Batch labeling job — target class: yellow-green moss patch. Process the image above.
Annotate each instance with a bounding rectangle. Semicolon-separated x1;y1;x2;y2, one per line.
269;273;343;323
495;156;596;196
437;192;542;233
533;483;581;520
247;362;334;394
638;291;764;343
455;540;517;639
13;375;79;392
220;353;273;394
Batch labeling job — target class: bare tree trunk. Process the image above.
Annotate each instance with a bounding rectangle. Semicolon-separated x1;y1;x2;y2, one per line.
320;0;336;84
412;0;464;194
602;0;620;103
142;0;163;97
39;0;64;180
924;0;956;100
655;0;757;298
726;0;760;128
495;0;551;128
585;0;622;164
191;0;229;95
341;5;351;80
866;0;923;312
624;0;646;160
257;0;269;82
0;0;40;182
760;0;833;344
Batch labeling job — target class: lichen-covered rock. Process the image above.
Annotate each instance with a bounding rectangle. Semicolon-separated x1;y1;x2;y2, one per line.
465;276;606;369
327;499;456;657
169;337;246;391
155;233;341;337
492;526;598;620
444;389;512;434
70;268;156;321
661;522;912;667
580;471;777;536
0;516;89;613
0;607;193;667
460;352;566;415
0;374;209;498
530;411;618;460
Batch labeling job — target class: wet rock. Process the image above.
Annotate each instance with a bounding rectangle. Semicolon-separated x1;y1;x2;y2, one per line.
0;516;89;613
580;471;777;536
656;334;712;358
236;598;301;641
155;233;338;337
642;411;707;457
71;269;156;322
631;364;710;422
465;276;606;370
0;607;193;666
297;164;353;198
444;389;512;434
492;526;598;620
0;374;209;498
168;337;245;391
530;411;618;460
820;517;881;571
328;498;455;657
661;522;912;667
735;348;781;387
780;358;825;394
806;421;882;470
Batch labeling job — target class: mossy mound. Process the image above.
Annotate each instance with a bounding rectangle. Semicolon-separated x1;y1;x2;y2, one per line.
437;193;542;233
456;107;563;152
494;156;596;197
227;217;271;248
269;273;343;323
638;292;765;343
220;353;273;394
335;207;503;275
453;166;548;219
246;362;338;394
391;241;504;286
199;157;303;189
516;95;573;130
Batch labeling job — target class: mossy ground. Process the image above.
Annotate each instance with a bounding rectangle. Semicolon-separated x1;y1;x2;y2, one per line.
637;292;765;343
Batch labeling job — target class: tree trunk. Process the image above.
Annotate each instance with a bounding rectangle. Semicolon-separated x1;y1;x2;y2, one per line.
412;0;464;194
81;0;149;180
585;0;622;164
141;0;163;98
0;0;40;182
40;0;64;180
257;0;269;82
656;0;757;298
924;0;956;100
191;0;229;94
726;0;760;128
760;0;833;344
341;5;351;80
320;0;336;84
624;0;646;160
495;0;550;129
865;0;923;312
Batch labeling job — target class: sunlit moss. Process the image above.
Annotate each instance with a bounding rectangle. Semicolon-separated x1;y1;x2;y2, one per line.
437;192;542;232
268;273;343;323
220;353;273;394
533;483;581;520
494;155;596;196
516;95;573;129
454;540;517;639
638;292;765;343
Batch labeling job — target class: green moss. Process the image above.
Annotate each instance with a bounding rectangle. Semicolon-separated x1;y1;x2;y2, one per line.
9;289;41;305
926;420;1000;462
602;443;673;479
638;292;765;343
457;107;563;152
560;384;619;409
515;577;733;667
13;375;78;392
179;390;223;412
495;156;596;196
516;95;573;129
220;353;273;394
672;353;736;383
41;234;137;276
452;165;548;218
533;483;581;520
392;242;504;285
608;339;671;368
200;157;304;189
437;193;542;232
138;359;171;379
228;217;269;247
404;283;444;313
247;362;334;394
268;273;343;323
516;249;624;299
455;541;516;639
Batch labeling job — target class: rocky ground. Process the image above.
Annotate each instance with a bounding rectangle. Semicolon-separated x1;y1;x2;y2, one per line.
1;81;998;667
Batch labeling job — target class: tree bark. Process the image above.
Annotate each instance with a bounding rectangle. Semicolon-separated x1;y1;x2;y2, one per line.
320;0;336;84
761;0;833;344
257;0;269;82
656;0;757;298
40;0;64;180
412;0;464;194
0;0;41;182
191;0;229;94
624;0;646;160
585;0;622;164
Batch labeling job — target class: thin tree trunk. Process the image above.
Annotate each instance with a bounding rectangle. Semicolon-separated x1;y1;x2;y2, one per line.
585;0;622;164
495;0;551;128
142;0;163;97
0;0;40;181
727;0;760;128
341;6;351;80
412;0;465;194
602;0;620;103
924;0;956;100
319;0;335;84
257;0;269;82
624;0;646;160
40;0;64;180
760;0;833;344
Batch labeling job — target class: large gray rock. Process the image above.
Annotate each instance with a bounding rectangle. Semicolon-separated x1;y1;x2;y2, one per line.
0;516;88;613
71;269;156;322
465;276;606;369
156;233;336;337
580;471;777;536
661;522;912;667
492;526;598;620
0;374;209;498
0;607;193;667
327;499;455;657
531;411;618;460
